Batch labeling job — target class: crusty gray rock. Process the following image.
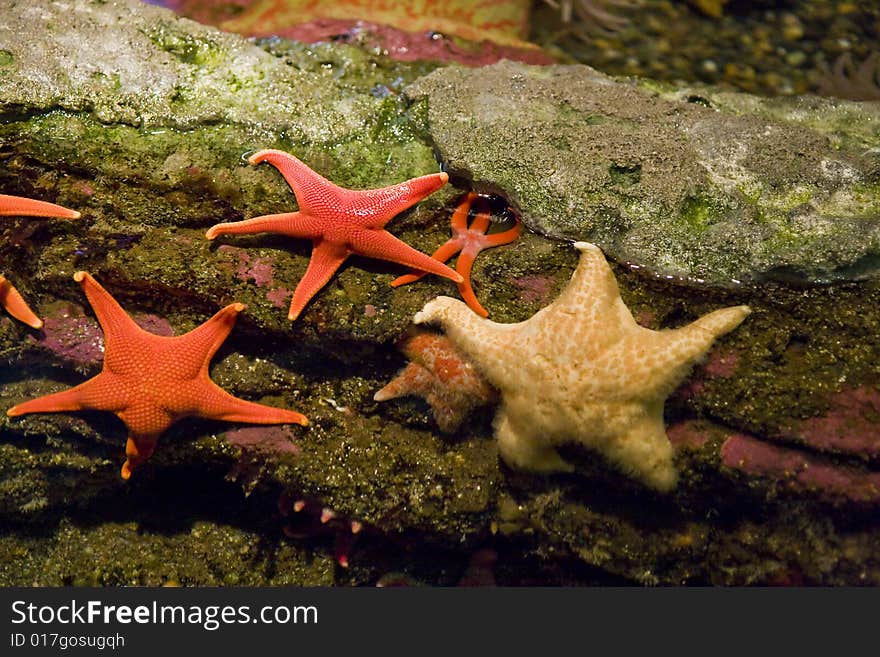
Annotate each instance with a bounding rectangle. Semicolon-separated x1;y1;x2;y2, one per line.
0;0;371;138
406;61;880;284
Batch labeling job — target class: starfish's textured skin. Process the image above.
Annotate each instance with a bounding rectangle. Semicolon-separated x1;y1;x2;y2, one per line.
0;194;81;219
206;149;462;320
0;193;80;328
7;272;308;479
414;242;751;491
391;192;521;317
374;330;497;432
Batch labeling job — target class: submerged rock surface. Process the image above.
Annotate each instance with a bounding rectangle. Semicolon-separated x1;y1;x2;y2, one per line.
0;0;878;586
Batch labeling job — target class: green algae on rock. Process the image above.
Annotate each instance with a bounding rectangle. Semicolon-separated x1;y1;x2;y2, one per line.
1;0;410;138
405;60;880;284
0;0;447;344
0;0;442;188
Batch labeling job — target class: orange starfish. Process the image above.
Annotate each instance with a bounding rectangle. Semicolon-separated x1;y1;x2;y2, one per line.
0;193;81;329
7;271;308;479
206;149;463;321
374;330;497;433
391;192;521;317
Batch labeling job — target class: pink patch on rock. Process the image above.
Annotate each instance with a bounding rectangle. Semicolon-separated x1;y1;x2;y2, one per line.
266;287;292;309
783;386;880;458
666;420;711;450
141;0;251;25
721;434;880;504
71;181;95;197
249;259;275;287
674;347;742;400
511;273;556;305
364;304;377;317
700;349;740;378
36;306;174;368
633;309;658;328
133;314;175;337
222;426;301;457
144;2;553;66
218;245;277;288
36;305;104;369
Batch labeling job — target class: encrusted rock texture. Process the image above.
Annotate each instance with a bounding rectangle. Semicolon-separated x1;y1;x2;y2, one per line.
406;61;880;285
0;0;878;586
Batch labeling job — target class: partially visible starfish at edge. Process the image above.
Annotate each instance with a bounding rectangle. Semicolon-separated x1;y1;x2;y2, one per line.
0;193;81;328
206;149;463;320
374;330;498;433
391;192;522;317
7;272;308;479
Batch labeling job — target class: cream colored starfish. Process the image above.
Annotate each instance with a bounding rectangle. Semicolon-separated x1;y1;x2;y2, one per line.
414;242;751;491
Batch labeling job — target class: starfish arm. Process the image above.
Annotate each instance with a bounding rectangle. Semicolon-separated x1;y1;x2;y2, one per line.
450;193;476;232
666;304;751;365
195;382;308;426
454;248;489;318
373;362;433;401
351;229;463;284
177;302;245;376
248;149;346;215
553;242;632;319
249;149;446;228
468;207;492;234
390;238;462;287
373;379;405;402
6;376;109;417
601;404;678;492
481;219;522;247
0;194;80;219
0;275;43;329
634;305;751;398
390;272;423;288
206;211;316;240
424;392;464;434
683;304;752;341
655;304;751;382
348;173;449;228
73;272;149;361
413;296;511;384
121;434;160;480
288;241;348;321
495;405;573;473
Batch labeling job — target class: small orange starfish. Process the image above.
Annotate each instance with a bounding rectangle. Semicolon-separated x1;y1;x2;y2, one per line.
391;192;521;317
7;271;308;479
206;149;463;321
374;330;497;433
0;193;81;329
